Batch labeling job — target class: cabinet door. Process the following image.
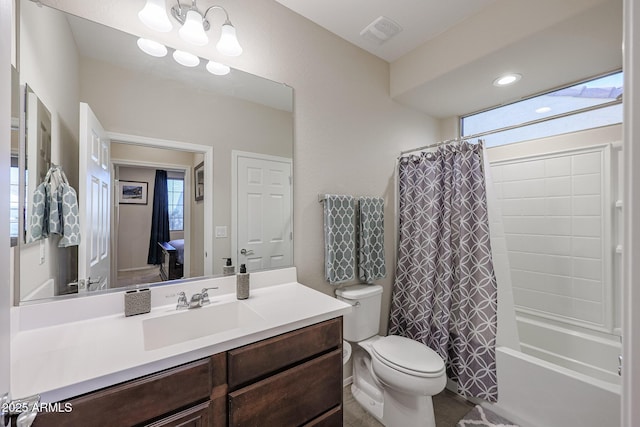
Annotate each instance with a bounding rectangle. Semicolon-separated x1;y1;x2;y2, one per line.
32;358;212;427
229;349;342;427
145;401;210;427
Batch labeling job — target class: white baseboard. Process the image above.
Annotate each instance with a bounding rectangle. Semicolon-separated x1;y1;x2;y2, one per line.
343;375;353;387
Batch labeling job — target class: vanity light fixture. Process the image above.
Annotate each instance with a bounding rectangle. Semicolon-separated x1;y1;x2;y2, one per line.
138;0;173;33
206;60;231;76
493;73;522;87
137;38;168;57
138;0;243;56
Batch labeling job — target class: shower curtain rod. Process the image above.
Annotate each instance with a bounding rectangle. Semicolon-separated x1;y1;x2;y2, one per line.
398;137;484;157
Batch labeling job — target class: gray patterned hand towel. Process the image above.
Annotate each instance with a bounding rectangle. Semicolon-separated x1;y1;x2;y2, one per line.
358;197;386;283
323;194;356;284
27;166;81;247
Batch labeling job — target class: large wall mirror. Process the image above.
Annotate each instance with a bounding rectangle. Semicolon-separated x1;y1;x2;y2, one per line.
13;0;294;304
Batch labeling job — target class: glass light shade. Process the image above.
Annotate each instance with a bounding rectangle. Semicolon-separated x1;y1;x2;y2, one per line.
137;38;168;57
172;50;200;67
138;0;172;33
216;23;243;56
206;60;230;76
178;10;209;46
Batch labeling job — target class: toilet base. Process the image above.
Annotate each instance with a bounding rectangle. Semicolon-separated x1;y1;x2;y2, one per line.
351;344;438;427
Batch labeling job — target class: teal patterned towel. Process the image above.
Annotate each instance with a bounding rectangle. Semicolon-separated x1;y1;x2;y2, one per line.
28;166;81;247
358;197;386;283
323;195;356;284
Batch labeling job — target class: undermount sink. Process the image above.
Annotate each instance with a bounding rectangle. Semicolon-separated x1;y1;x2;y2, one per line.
143;300;264;351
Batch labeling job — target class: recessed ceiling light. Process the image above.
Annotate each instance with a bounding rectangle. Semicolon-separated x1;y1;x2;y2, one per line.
493;73;522;86
535;106;552;114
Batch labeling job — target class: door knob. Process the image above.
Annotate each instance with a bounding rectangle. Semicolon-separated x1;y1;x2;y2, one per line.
240;248;254;255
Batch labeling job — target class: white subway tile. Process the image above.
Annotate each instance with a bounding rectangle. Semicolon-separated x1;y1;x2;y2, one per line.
573;258;602;281
573;217;601;237
502;179;546;199
502;159;545;181
491;165;503;183
503;217;547;235
573;278;604;302
545;156;571;177
513;288;603;325
545;177;572;196
546;217;572;236
505;235;571;256
545;197;571;216
572;152;602;175
572;195;601;216
572;173;601;195
508;252;572;276
572;237;602;258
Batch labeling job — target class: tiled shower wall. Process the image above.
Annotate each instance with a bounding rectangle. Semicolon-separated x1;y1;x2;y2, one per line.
491;146;611;330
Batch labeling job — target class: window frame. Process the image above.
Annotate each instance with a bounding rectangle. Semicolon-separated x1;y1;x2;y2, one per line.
167;177;184;232
460;69;623;143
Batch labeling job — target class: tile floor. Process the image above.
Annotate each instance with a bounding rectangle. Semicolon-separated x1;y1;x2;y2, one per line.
343;385;474;427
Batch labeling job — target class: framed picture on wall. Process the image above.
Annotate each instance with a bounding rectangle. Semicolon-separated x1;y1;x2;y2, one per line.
194;161;204;201
119;180;148;205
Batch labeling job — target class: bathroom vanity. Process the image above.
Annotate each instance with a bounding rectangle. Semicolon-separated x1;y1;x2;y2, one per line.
10;268;350;427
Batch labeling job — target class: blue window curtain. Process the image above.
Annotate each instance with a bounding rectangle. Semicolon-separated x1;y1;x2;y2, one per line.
147;170;170;265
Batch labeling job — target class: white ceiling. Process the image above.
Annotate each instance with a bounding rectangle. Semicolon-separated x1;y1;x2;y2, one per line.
275;0;623;118
273;0;497;63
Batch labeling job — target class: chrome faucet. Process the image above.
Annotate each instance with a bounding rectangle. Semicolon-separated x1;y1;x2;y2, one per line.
176;287;219;310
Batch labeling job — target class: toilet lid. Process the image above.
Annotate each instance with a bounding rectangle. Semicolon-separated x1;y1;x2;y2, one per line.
372;335;445;377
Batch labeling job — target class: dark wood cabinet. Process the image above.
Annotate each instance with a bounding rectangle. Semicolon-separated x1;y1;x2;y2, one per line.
227;317;343;427
31;317;343;427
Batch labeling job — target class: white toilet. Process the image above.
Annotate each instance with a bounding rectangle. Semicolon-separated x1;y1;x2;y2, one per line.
337;284;446;427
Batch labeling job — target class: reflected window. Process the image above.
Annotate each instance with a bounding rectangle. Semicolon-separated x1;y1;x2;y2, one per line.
10;155;19;243
461;71;623;147
167;178;184;231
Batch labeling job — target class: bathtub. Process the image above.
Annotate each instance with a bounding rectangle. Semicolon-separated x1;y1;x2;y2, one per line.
483;347;621;427
516;315;621;385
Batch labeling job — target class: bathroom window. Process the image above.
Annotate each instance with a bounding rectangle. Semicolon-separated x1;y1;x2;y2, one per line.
461;70;623;147
167;178;184;232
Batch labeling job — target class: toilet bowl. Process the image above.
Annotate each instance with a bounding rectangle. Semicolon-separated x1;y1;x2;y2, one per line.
337;285;446;427
343;340;352;365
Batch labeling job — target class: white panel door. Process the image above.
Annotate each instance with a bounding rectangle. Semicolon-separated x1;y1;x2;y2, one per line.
236;154;292;272
79;103;110;291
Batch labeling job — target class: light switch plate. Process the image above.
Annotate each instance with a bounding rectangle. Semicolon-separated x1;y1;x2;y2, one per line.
215;226;227;238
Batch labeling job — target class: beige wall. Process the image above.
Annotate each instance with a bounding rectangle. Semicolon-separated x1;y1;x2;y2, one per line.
18;0;80;299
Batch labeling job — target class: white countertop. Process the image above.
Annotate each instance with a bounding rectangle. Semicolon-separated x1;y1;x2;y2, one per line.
11;269;351;402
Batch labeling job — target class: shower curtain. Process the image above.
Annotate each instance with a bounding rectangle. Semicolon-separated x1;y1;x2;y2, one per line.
389;141;498;402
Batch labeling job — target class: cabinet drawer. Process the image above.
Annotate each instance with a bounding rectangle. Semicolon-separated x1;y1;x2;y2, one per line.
228;317;342;389
33;358;213;427
145;401;210;427
303;406;342;427
229;349;342;427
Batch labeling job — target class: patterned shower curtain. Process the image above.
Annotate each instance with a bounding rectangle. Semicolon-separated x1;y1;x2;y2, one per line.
388;141;498;402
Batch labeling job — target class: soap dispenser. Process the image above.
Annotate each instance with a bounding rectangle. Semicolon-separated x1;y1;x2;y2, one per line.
236;264;250;300
222;258;235;276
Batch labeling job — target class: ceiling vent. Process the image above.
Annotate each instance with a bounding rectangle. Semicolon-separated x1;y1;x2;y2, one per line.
360;16;402;45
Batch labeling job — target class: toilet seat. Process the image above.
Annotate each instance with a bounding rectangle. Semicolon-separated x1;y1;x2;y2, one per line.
371;335;445;378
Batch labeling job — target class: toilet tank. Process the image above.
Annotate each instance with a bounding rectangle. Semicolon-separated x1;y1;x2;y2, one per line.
336;284;383;341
